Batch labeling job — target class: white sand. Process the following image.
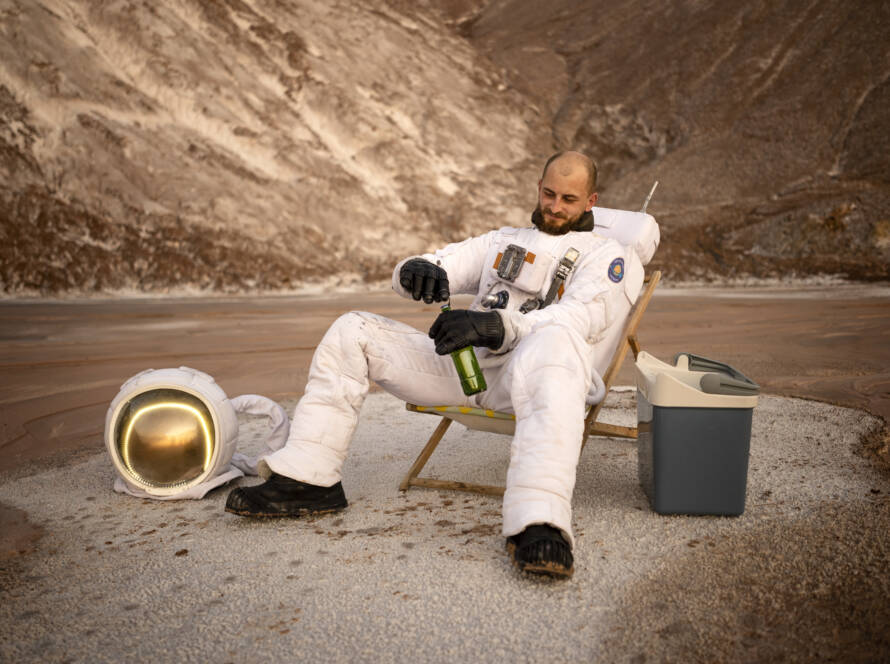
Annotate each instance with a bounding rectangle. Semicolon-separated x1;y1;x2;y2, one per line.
0;391;887;662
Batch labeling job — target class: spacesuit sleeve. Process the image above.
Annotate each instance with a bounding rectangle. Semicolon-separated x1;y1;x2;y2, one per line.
492;239;643;353
391;231;496;298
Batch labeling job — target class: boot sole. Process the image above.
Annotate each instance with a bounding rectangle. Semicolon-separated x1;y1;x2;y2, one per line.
224;504;346;518
506;540;574;579
514;559;574;579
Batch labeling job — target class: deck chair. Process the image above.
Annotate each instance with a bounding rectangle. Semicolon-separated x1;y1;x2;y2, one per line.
399;207;661;497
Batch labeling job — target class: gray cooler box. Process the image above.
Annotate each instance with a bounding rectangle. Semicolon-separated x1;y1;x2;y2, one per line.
635;352;759;515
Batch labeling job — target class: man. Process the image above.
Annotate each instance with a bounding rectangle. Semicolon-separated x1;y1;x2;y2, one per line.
226;151;645;578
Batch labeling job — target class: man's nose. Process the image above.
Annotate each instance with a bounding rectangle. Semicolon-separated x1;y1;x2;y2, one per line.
550;198;564;213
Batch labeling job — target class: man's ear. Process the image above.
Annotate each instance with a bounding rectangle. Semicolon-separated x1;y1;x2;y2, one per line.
586;192;598;211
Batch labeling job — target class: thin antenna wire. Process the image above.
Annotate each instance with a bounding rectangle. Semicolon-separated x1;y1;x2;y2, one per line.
640;181;659;213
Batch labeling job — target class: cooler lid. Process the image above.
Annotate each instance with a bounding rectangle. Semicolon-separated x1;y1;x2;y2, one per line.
635;352;759;408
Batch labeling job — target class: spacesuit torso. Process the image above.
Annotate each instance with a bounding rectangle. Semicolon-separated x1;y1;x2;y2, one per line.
393;224;645;388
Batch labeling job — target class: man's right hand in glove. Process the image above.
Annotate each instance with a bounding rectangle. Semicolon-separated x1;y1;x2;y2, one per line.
429;309;505;355
399;258;450;303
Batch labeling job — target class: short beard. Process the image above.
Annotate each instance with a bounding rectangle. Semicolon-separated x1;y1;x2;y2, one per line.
532;205;585;235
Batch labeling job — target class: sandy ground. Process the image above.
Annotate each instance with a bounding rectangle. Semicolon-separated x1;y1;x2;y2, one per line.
1;285;889;661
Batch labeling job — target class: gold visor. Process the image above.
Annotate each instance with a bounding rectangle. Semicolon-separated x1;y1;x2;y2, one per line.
114;388;216;488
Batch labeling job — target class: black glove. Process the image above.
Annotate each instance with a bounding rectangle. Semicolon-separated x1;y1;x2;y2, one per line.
399;258;450;303
429;309;505;355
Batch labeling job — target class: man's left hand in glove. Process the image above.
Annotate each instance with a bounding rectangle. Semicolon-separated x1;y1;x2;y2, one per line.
429;309;505;355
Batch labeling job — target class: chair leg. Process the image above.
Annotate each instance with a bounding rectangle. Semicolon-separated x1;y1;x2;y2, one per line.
406;477;505;497
628;333;641;359
399;416;507;496
399;416;452;491
587;421;637;439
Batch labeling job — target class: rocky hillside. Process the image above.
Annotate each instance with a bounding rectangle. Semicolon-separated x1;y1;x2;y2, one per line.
0;0;549;294
439;0;890;282
1;0;888;296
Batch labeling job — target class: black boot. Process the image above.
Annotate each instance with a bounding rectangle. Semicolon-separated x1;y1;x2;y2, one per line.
225;472;347;517
506;524;574;578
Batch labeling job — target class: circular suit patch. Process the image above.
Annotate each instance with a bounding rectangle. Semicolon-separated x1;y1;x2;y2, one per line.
608;257;625;283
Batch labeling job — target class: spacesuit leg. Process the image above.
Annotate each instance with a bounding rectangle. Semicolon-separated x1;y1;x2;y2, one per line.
480;324;593;548
260;311;469;487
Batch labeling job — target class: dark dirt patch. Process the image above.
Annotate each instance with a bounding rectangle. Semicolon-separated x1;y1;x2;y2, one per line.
603;501;890;663
858;421;890;478
0;502;43;561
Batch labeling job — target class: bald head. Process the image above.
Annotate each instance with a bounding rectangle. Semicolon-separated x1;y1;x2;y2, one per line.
535;150;599;234
542;151;597;195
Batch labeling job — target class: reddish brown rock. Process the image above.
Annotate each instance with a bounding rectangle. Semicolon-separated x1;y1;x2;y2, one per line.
448;0;890;282
1;1;888;295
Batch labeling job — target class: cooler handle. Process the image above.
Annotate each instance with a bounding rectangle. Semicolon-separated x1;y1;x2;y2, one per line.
674;353;760;396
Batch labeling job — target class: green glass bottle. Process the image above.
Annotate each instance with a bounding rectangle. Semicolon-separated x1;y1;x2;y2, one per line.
441;304;487;395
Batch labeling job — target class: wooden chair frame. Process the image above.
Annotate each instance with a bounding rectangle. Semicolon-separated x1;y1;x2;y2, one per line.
398;271;661;496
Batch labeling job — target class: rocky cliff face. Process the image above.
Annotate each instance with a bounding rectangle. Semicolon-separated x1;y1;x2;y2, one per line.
0;0;549;294
1;0;888;296
438;0;890;282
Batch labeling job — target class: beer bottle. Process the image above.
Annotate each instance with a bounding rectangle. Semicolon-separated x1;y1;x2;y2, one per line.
441;303;487;395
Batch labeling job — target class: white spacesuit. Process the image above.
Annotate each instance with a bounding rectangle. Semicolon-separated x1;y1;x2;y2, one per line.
259;219;648;547
229;150;659;578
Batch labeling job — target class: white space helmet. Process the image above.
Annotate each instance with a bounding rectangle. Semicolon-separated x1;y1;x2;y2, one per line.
104;367;287;499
